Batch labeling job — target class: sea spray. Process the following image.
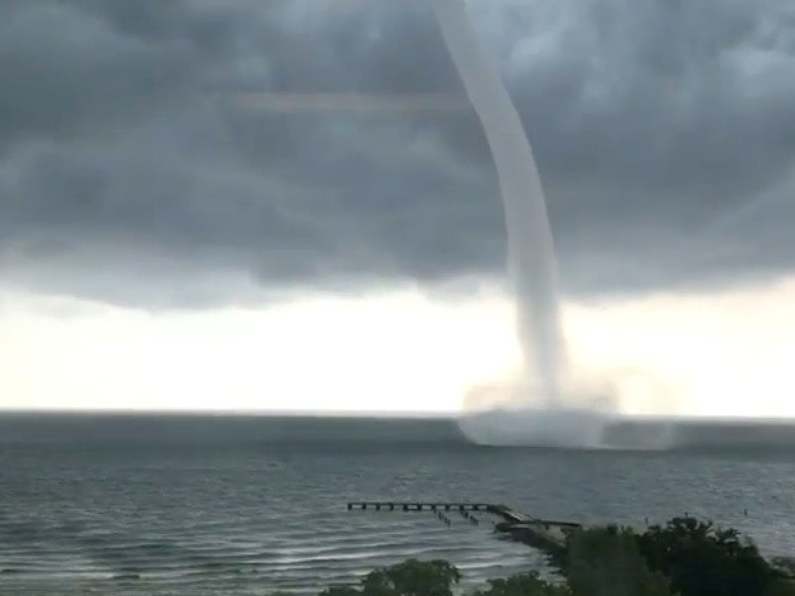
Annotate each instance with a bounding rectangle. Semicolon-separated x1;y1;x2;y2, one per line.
432;0;565;401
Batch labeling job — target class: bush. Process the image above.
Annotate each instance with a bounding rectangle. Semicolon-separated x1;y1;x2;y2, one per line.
638;517;776;596
566;526;672;596
472;571;571;596
767;581;795;596
319;559;461;596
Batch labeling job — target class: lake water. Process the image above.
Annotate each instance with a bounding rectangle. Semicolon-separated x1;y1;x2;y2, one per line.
2;414;795;594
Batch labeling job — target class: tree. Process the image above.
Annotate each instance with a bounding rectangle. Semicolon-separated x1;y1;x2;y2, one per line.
566;526;673;596
472;572;571;596
319;559;461;596
638;516;775;596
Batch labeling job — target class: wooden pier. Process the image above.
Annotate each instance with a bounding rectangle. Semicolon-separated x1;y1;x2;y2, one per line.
347;502;493;514
346;501;581;552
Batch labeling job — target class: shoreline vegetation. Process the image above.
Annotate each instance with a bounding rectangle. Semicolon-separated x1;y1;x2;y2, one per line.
294;517;794;596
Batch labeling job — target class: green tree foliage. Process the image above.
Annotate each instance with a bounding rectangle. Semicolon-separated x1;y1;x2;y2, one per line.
319;559;461;596
768;582;795;596
566;526;672;596
637;517;776;596
472;571;571;596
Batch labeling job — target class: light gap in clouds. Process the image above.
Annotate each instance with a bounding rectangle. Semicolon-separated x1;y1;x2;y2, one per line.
3;278;795;418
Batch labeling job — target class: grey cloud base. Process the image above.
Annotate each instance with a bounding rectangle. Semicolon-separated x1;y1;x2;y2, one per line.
1;0;794;307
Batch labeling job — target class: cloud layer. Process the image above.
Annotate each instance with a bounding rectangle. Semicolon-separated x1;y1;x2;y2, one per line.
2;0;794;307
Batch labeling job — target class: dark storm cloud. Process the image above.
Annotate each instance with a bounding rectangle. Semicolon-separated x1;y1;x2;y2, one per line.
1;0;794;307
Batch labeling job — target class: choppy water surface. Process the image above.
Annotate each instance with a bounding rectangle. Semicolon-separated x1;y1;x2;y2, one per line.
1;414;794;595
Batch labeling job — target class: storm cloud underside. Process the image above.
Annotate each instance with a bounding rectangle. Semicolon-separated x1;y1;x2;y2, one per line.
1;0;794;308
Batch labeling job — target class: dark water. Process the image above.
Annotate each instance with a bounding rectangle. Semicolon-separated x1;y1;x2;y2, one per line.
2;414;795;595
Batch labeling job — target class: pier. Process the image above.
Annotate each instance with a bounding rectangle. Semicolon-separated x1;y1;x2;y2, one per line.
346;501;581;552
347;502;492;514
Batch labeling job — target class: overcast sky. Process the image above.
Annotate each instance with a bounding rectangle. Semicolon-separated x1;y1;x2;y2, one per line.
2;0;795;415
2;0;794;309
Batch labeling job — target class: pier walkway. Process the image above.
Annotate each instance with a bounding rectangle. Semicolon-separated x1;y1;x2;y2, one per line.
348;502;493;514
346;501;581;551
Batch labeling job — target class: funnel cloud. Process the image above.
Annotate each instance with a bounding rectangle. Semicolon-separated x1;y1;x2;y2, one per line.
433;0;565;403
